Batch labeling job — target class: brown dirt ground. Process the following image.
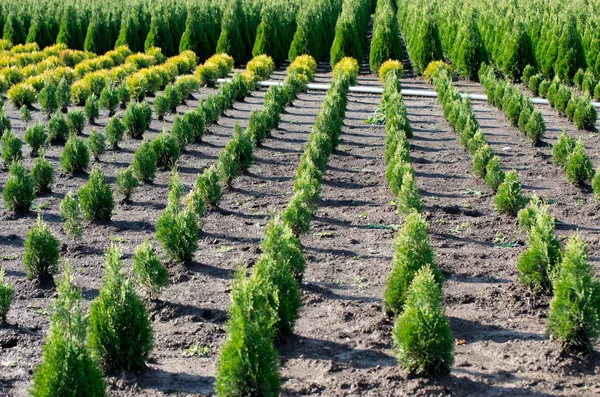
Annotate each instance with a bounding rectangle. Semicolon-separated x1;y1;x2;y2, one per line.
1;53;600;396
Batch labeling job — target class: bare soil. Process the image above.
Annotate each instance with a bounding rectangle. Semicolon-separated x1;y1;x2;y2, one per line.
1;56;599;396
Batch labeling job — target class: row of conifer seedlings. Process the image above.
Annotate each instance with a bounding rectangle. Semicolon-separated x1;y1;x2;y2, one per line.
379;61;454;376
0;54;316;395
214;57;356;396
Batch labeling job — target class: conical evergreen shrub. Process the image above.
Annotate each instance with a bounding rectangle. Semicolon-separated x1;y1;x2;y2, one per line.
494;170;526;216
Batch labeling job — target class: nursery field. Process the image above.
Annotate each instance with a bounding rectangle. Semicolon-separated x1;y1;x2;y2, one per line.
1;0;600;396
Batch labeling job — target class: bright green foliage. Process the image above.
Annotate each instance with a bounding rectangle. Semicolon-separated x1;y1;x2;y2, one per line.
164;84;181;113
573;99;597;131
38;84;58;116
84;95;100;125
369;0;402;73
29;264;106;397
217;125;253;186
56;78;71;112
88;244;153;372
31;156;54;194
66;110;85;135
78;166;114;222
60;135;89;174
133;240;169;299
105;116;125;150
156;174;199;263
392;265;454;376
565;140;594;186
554;16;585;83
516;199;561;294
87;129;106;161
252;254;301;338
184;110;206;143
59;191;83;240
396;171;423;215
282;191;314;236
171;115;193;150
547;235;600;353
48;114;69;143
1;129;23;165
383;211;443;315
494;170;526;216
472;143;493;178
154;94;169;121
24;122;47;157
116;83;130;108
260;216;306;283
593;168;600;199
552;131;576;167
23;213;60;280
20;105;32;123
398;11;443;74
195;166;222;207
215;269;280;397
151;130;180;170
132;141;157;183
116;168;138;201
388;159;413;196
529;74;543;96
0;107;11;136
123;101;150;139
99;85;119;117
8;83;36;107
0;268;13;323
485;156;505;192
3;161;34;212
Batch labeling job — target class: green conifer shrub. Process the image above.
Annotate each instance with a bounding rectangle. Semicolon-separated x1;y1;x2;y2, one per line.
565;140;594;186
525;110;545;146
88;244;153;372
215;268;280;396
84;95;100;125
48;114;69;143
0;108;12;136
383;211;443;316
99;85;119;117
0;268;13;323
282;191;314;236
60;134;89;174
133;240;169;299
485;156;505;192
132;141;157;183
23;213;60;280
31;156;54;194
260;217;306;283
3;161;34;212
29;264;106;397
494;170;526;216
369;0;402;73
216;0;250;65
87;129;106;161
396;170;423;215
116;83;130;109
552;131;576;167
473;144;493;178
20;105;32;124
195;166;222;207
392;265;454;376
123;101;149;139
66;110;85;135
38;84;58;117
105;116;125;150
56;77;71;112
151;130;180;170
593;168;600;199
116;168;138;202
573;99;597;131
547;235;600;353
171;116;193;151
528;74;543;96
78;166;114;222
7;83;36;107
24;122;47;157
184;110;206;143
164;84;181;114
154;94;169;121
59;191;83;239
1;129;23;165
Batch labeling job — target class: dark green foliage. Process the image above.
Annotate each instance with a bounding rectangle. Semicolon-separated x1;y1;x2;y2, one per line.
48;114;69;143
528;74;543;96
330;0;371;68
547;235;600;353
1;129;22;165
151;130;180;170
260;216;306;283
552;131;576;167
170;116;193;150
0;268;14;323
164;84;181;114
383;211;443;316
402;14;443;74
87;129;106;162
153;94;169;121
3;13;26;45
67;110;85;135
132;141;157;183
253;252;301;338
369;0;402;73
23;214;60;280
88;244;153;372
60;135;89;174
194;166;222;207
116;83;130;108
116;168;138;201
485;156;505;192
392;265;454;376
451;15;486;80
123;101;150;139
288;0;341;62
554;16;585;83
84;95;100;125
78;166;114;222
99;85;119;117
29;264;106;397
216;0;251;65
525;110;546;146
565;140;593;186
539;80;551;98
133;240;169;299
38;84;58;117
3;161;34;213
24;122;47;157
31;156;54;194
56;78;71;113
179;3;219;62
252;2;298;66
184;110;206;143
60;191;83;240
521;65;536;86
215;269;280;396
105;116;125;150
573;99;597;131
494;170;526;216
56;6;82;50
156;173;199;263
0;107;11;136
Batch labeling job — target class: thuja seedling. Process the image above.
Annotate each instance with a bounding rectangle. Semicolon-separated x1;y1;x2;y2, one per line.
214;245;234;253
183;344;210;357
317;231;335;238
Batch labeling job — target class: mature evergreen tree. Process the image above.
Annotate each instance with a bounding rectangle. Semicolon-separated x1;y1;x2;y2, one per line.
56;5;82;50
216;0;250;65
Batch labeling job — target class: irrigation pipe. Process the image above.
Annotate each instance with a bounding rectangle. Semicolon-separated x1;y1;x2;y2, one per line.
216;79;600;108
